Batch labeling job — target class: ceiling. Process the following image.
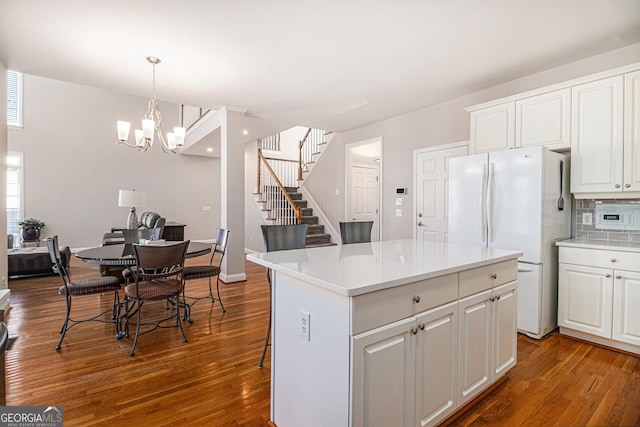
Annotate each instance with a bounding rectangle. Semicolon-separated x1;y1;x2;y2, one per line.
1;0;640;139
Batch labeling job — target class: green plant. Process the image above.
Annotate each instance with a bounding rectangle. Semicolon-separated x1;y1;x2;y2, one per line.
18;218;45;230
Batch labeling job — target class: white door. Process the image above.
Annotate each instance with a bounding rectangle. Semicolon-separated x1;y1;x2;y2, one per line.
350;165;379;241
491;281;518;380
352;317;416;427
415;301;458;427
558;263;613;339
613;270;640;347
458;289;492;406
488;147;543;263
447;153;487;247
414;144;468;243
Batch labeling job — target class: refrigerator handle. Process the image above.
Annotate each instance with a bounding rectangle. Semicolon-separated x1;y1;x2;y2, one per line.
487;162;494;243
481;163;487;243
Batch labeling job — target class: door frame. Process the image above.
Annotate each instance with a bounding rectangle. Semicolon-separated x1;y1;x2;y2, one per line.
412;141;469;240
345;137;383;241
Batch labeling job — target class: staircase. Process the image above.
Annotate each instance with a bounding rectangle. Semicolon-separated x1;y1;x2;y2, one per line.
257;186;333;247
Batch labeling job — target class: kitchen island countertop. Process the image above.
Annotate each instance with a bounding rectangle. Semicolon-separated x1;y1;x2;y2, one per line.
247;239;521;297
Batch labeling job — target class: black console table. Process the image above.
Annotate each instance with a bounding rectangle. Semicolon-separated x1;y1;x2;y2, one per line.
162;222;186;241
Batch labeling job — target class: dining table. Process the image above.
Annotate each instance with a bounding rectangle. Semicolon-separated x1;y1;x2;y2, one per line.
76;241;211;266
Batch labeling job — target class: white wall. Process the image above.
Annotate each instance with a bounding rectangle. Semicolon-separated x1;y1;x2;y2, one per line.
8;74;221;249
304;42;640;240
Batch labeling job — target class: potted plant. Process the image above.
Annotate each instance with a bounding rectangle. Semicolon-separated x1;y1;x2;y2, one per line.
18;218;45;243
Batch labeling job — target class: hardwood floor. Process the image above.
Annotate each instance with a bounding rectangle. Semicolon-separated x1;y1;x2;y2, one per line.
5;255;640;426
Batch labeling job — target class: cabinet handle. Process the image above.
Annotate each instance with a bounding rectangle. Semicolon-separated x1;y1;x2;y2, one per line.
615;184;621;188
413;295;421;304
616;275;622;279
490;273;497;280
411;327;418;335
495;294;501;301
489;296;495;302
625;184;631;188
418;323;425;331
610;258;616;263
606;274;611;278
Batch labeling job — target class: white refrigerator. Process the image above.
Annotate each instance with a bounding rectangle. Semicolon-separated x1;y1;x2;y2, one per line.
448;146;570;339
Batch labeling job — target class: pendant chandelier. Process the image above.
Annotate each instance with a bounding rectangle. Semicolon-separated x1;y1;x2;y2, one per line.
116;56;185;153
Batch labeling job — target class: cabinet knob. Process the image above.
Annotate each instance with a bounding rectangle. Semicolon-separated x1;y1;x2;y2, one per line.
625;184;631;188
616;275;622;279
610;258;616;262
413;295;421;304
490;273;497;280
615;184;621;188
606;274;611;278
411;327;418;335
418;323;425;331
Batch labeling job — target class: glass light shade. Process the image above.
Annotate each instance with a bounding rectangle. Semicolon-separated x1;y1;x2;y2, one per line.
142;119;155;139
167;132;176;149
134;129;144;146
173;127;186;146
117;121;131;141
118;189;147;208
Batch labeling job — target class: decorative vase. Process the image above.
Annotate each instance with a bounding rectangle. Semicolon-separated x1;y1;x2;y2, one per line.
21;228;41;242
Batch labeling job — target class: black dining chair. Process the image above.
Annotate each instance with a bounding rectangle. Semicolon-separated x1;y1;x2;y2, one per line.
339;221;374;244
121;241;189;356
181;228;230;323
258;223;308;368
45;235;121;351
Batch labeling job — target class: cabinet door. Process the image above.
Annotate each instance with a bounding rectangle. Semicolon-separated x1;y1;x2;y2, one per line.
558;263;613;338
352;317;416;427
415;301;458;427
624;70;640;192
570;76;624;193
458;289;492;406
470;102;515;154
492;281;517;380
613;270;640;347
516;88;570;151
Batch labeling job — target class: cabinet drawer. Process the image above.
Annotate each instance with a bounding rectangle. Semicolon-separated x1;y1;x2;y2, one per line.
459;260;517;299
351;273;458;335
559;247;640;271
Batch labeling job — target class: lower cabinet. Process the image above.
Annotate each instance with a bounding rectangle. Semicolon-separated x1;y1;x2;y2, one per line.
558;246;640;353
352;282;517;427
458;281;518;407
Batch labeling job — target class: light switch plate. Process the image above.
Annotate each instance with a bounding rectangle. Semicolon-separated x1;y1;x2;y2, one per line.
396;198;402;206
582;212;593;225
396;209;402;217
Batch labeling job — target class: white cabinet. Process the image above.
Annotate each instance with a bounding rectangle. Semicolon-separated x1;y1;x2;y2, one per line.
613;270;640;347
624;70;640;193
470;102;515;154
558;245;640;354
458;281;517;406
558;263;613;338
515;88;571;151
570;76;625;196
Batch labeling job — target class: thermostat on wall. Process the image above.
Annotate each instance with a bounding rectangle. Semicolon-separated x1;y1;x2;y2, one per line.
396;187;407;195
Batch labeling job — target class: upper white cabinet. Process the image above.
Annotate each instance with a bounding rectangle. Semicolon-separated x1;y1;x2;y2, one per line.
624;70;640;194
515;88;571;151
570;76;624;195
470;102;515;153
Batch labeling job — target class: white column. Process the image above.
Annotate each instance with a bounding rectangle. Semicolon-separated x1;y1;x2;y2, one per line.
0;62;11;309
220;108;247;282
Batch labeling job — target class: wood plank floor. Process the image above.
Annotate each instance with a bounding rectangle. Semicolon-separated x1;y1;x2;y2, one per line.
5;255;640;426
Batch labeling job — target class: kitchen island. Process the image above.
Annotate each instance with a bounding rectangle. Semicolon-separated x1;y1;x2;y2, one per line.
247;239;521;427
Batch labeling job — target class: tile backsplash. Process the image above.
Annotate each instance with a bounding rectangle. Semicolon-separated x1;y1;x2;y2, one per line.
574;199;640;242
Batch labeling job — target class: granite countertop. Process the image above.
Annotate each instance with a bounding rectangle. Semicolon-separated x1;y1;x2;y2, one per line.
247;239;521;297
556;237;640;253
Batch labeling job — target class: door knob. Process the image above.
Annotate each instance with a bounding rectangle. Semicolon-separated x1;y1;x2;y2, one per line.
625;184;631;188
615;184;621;188
417;221;424;227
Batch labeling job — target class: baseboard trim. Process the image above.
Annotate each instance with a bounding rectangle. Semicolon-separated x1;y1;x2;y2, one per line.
220;272;246;283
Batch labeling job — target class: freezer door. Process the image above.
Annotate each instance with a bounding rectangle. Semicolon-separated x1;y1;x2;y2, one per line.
488;147;543;263
448;153;488;247
517;263;542;337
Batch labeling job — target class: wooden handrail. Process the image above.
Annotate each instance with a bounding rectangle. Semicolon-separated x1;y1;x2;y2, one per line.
258;149;302;223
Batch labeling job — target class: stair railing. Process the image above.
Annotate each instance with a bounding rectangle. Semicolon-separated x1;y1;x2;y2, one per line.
297;128;325;180
257;149;302;224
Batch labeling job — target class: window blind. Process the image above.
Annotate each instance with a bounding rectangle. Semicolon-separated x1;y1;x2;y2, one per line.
7;70;21;127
